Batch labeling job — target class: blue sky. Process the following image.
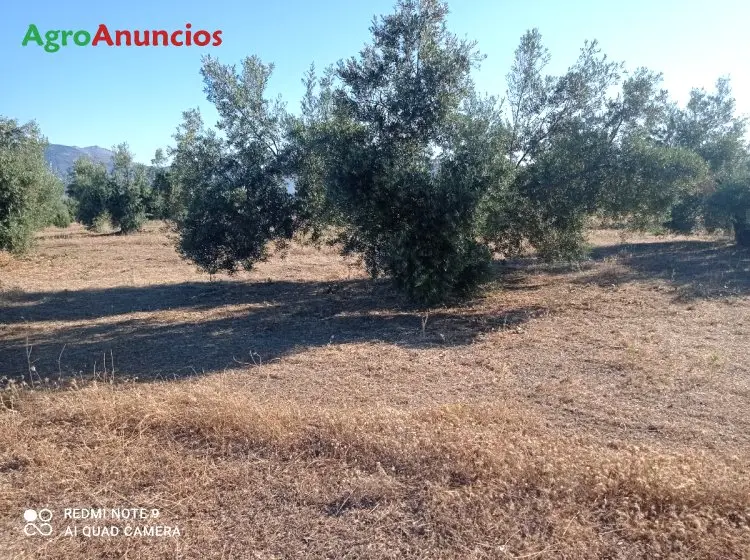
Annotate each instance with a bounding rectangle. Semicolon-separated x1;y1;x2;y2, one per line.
1;0;748;162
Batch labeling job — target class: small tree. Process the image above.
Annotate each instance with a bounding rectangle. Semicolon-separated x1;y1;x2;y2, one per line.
145;148;179;219
480;30;708;258
109;144;148;233
0;117;64;253
661;78;748;234
49;196;73;228
68;144;149;234
171;56;295;274
705;176;750;246
315;0;499;303
68;157;111;228
285;64;343;241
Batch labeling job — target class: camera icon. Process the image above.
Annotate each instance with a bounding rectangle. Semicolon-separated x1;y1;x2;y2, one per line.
23;509;53;536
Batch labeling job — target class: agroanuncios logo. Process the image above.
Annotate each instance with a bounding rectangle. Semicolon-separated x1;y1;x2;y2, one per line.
22;23;222;53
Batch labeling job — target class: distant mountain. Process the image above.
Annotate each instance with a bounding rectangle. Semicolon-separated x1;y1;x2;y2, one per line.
45;144;114;180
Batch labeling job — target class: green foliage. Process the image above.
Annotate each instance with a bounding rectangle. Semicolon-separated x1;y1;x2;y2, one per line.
167;1;748;303
167;110;209;224
68;157;110;228
705;177;750;245
662;78;747;180
108;144;148;233
176;155;295;273
0;117;64;253
660;78;749;237
68;144;148;234
285;64;343;241
664;194;704;234
144;148;179;219
480;30;709;259
49;197;73;228
171;57;295;274
313;0;497;303
92;210;114;233
604;138;709;229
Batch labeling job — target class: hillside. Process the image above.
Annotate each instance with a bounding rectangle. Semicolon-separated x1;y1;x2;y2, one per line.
44;144;114;179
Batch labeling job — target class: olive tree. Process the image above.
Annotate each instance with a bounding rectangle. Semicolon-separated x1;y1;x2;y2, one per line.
479;30;708;259
171;56;295;274
308;0;504;303
0;117;65;253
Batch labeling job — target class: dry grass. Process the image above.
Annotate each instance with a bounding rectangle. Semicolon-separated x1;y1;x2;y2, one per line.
1;222;749;558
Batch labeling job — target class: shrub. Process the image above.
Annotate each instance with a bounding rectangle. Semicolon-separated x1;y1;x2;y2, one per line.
92;211;114;233
664;194;706;234
176;154;295;274
171;58;296;274
0;117;65;253
315;0;497;303
68;158;111;229
68;144;149;234
705;178;750;246
49;198;73;228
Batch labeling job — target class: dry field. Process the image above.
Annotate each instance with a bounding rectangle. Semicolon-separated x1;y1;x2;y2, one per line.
1;222;749;559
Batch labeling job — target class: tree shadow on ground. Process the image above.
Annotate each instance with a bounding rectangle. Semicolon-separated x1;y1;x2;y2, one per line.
579;239;750;300
6;238;741;384
0;277;544;382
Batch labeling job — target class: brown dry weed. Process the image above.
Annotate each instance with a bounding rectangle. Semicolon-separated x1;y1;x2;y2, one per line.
1;222;749;558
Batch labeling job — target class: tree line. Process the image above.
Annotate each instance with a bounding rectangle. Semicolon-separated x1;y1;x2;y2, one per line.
2;0;748;303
